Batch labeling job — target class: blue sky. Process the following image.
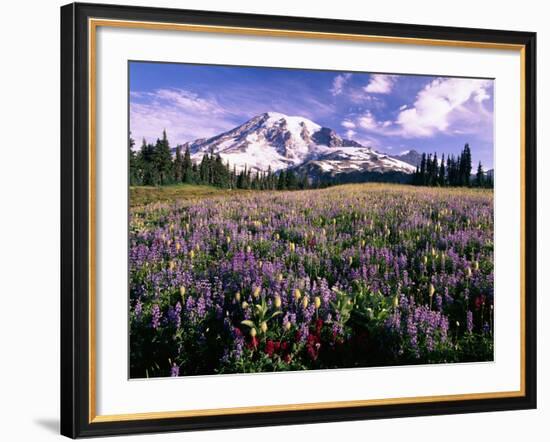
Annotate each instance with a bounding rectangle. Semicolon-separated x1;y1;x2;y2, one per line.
130;61;494;168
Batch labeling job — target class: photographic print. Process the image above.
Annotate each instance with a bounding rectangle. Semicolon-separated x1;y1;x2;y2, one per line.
128;62;495;379
61;6;536;436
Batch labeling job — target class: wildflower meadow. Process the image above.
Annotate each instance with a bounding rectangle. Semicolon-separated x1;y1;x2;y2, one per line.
129;183;493;378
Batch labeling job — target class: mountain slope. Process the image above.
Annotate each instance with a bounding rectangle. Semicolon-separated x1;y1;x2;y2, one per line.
390;149;423;168
298;147;416;176
181;112;416;177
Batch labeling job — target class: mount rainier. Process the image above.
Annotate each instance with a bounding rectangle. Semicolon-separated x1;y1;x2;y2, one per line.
178;112;416;178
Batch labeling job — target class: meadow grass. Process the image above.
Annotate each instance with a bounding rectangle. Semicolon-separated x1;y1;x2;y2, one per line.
130;184;253;207
131;182;493;208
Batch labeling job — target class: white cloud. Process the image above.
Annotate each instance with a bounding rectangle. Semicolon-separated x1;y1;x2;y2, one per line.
395;78;492;137
130;80;342;146
330;73;352;96
357;111;391;133
341;119;356;129
130;88;239;145
473;88;490;103
358;111;378;130
354;136;380;148
152;88;226;114
345;129;357;139
351;76;493;141
347;90;385;106
364;74;397;94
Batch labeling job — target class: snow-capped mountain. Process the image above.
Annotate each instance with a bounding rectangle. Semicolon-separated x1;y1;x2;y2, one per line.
181;112;416;176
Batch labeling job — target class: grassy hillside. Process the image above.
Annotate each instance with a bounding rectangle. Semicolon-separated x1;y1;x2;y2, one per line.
129;184;252;207
130;183;493;208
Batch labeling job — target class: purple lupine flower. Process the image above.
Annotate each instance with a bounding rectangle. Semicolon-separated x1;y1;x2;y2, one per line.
406;314;419;357
232;327;245;360
466;310;474;333
134;299;142;319
129;182;493;376
439;316;449;342
170;363;180;377
435;294;443;311
151;304;161;330
196;297;206;319
167;301;182;328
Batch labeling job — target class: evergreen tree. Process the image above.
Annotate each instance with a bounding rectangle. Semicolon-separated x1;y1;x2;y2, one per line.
230;165;236;189
199;154;210;184
237;169;244;189
129;133;141;185
286;169;298;190
139;138;157;185
410;145;478;188
174;146;183;183
242;165;250;189
154;130;173;185
448;154;459;187
183;146;193;183
212;154;230;188
438;154;446;186
413;165;420;185
446;155;453;186
419;153;427;185
208;151;216;184
432;153;439;186
485;170;494;188
277;170;286;190
459;143;472;186
251;170;262;190
266;166;275;190
246;167;252;189
476;161;484;187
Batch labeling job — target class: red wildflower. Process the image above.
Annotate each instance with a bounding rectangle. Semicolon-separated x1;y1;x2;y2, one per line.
247;336;259;350
315;319;324;335
265;340;275;357
307;346;319;361
306;334;321;361
474;295;486;310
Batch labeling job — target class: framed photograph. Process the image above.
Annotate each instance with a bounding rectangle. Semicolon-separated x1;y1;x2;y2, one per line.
60;2;537;438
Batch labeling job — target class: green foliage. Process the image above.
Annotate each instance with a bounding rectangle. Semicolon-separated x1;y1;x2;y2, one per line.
155;130;174;185
129;130;312;191
330;289;354;327
349;283;393;331
240;296;282;335
412;143;491;188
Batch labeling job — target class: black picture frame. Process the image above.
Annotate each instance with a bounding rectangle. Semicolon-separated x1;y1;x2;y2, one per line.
61;2;537;438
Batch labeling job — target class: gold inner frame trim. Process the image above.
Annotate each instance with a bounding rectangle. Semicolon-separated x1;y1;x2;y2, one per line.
88;18;527;424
